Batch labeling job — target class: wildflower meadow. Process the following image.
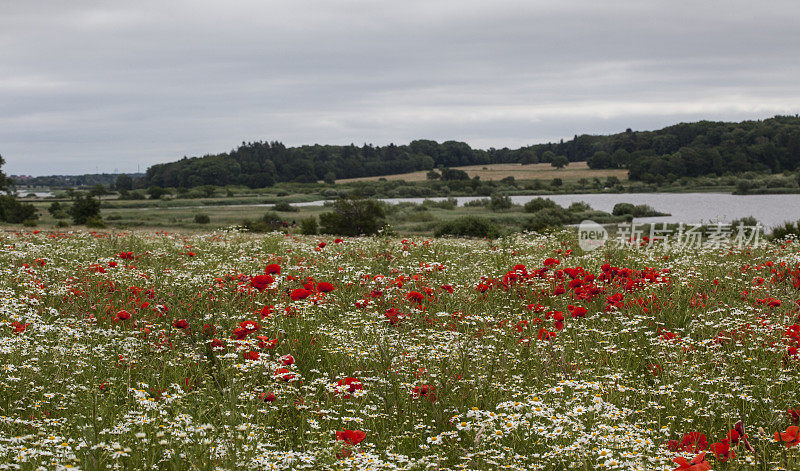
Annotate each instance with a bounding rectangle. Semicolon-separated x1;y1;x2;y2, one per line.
1;229;799;470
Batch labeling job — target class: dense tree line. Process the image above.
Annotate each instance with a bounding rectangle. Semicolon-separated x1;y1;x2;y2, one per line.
141;116;800;188
14;116;800;190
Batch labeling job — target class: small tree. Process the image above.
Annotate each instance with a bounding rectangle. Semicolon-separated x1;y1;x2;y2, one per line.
300;217;318;235
147;186;169;200
319;198;385;236
69;194;101;225
324;172;336;185
115;174;133;191
551;155;569;169
90;184;109;199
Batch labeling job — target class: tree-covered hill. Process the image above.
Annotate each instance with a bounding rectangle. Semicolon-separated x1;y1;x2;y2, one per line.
142;116;800;188
15;115;800;189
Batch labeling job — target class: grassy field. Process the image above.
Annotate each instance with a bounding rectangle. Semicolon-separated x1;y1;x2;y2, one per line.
1;229;799;470
333;162;629;183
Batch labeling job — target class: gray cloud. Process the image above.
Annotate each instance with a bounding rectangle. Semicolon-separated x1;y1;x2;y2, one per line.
1;0;799;175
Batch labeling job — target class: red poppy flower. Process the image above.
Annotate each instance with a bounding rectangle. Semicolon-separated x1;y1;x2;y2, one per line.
290;288;311;301
411;384;436;401
317;282;335;293
335;377;364;398
172;319;189;329
250;274;274;291
209;338;225;350
672;452;711;471
775;425;800;448
257;336;278;350
318;242;326;248
274;367;295;382
239;320;259;332
265;264;281;275
384;308;404;325
116;310;131;321
336;429;366;445
10;321;29;334
543;258;560;267
680;432;708;453
278;354;294;366
407;291;425;303
231;326;249;340
243;350;260;361
440;284;453;293
260;392;276;402
788;408;800;425
709;439;734;462
334;238;343;244
568;305;587;318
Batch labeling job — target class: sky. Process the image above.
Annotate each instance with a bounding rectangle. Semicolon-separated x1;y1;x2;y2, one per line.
2;0;799;176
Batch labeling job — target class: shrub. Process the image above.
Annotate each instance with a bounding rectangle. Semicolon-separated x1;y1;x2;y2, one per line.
0;195;38;223
22;219;37;227
69;195;101;225
612;203;669;217
489;193;513;211
463;198;490;207
85;217;107;229
194;214;211;224
523;208;568;232
523;198;559;213
241;211;285;233
319;198;385;236
567;201;592;212
273;202;298;212
56;220;69;228
770;220;800;241
434;216;499;238
300;217;318;235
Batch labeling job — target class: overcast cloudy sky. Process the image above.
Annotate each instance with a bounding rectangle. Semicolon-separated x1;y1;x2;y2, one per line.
2;0;799;175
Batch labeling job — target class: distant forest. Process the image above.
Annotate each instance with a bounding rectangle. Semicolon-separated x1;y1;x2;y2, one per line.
16;116;800;189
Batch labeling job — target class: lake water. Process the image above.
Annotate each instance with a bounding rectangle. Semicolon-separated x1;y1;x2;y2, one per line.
295;193;800;228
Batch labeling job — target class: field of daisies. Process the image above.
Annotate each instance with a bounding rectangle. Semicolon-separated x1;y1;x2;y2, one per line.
1;228;799;471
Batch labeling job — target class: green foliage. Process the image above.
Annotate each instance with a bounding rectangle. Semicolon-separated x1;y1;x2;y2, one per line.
115;174;133;191
426;170;441;180
299;217;318;235
612;203;669;217
523;197;559;213
69;194;102;225
241;212;285;233
90;184;109;198
440;168;470;181
85;217;107;229
551;155;569;169
319;198;386;236
489;193;513;211
0;195;38;224
434;216;499;238
551;178;563;187
194;214;211;224
323;171;336;184
770;220;800;241
273;201;298;212
147;186;170;200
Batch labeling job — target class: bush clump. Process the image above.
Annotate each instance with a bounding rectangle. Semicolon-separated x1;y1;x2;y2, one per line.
612;203;669;217
273;202;298;212
523;198;559;213
319;198;385;236
194;214;211;224
300;217;318;235
434;216;499;238
241;211;285;233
